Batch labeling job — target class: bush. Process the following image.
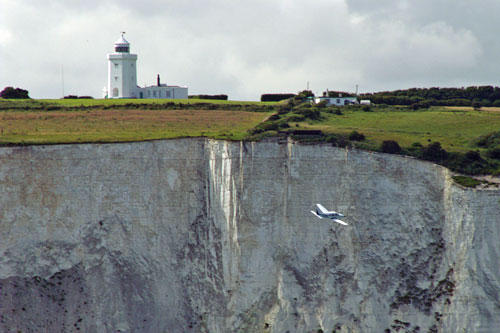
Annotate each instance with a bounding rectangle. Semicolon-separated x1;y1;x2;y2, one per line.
486;148;500;159
325;107;342;115
465;150;482;161
286;114;305;122
474;131;500;148
277;104;292;115
189;94;228;100
421;142;448;162
294;108;321;120
348;131;365;141
381;140;401;154
407;142;423;154
294;90;314;101
411;100;432;110
1;86;30;99
259;122;279;131
446;153;488;175
336;136;348;148
362;105;371;112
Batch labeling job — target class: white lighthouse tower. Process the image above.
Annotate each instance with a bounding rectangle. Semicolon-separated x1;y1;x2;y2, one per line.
107;32;138;98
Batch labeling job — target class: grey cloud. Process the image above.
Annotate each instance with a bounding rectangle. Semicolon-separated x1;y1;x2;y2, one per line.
1;0;500;100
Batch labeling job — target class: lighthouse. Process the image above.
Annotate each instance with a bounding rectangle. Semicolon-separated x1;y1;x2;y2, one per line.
106;32;138;98
104;33;188;99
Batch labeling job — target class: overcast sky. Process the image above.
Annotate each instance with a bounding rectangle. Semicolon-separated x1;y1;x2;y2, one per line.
1;0;499;100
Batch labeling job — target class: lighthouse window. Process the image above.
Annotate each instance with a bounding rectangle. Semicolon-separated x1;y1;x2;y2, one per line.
115;46;129;52
114;76;118;81
114;63;118;68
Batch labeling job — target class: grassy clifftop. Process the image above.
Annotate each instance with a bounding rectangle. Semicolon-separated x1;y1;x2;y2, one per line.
0;98;275;143
0;98;499;176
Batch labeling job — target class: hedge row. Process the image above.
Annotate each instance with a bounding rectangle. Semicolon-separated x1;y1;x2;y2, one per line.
261;94;296;102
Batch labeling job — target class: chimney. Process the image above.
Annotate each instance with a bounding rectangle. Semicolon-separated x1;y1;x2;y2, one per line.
157;74;160;86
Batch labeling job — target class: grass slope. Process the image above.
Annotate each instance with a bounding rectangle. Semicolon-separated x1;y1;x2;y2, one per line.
299;107;500;152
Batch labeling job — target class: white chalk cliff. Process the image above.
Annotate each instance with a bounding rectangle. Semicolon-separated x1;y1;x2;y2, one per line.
0;139;499;332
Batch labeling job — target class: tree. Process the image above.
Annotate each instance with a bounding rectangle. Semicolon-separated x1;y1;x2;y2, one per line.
0;86;30;99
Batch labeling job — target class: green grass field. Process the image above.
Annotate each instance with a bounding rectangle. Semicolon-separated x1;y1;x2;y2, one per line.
295;107;500;153
0;99;499;155
0;108;272;144
1;97;498;175
38;98;277;107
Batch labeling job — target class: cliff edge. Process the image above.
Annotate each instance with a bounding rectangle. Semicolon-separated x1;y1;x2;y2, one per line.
0;139;498;332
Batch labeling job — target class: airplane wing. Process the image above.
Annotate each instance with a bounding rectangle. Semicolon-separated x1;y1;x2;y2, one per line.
315;203;329;214
310;210;324;219
333;219;348;226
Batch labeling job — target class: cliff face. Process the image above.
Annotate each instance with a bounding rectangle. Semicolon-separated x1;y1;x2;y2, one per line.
0;139;498;332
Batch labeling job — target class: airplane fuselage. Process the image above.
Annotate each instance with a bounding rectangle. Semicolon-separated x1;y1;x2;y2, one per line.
317;211;344;219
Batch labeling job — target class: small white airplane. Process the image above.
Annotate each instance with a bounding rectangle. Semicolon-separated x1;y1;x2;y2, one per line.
310;204;348;225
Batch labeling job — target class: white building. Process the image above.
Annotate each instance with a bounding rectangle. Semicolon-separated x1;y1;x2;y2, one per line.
139;75;188;99
104;33;188;99
314;96;358;106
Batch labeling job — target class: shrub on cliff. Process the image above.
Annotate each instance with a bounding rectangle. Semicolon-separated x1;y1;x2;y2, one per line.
381;140;401;154
348;131;365;141
421;142;448;162
486;148;500;159
475;131;500;148
446;152;495;175
465;150;482;161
